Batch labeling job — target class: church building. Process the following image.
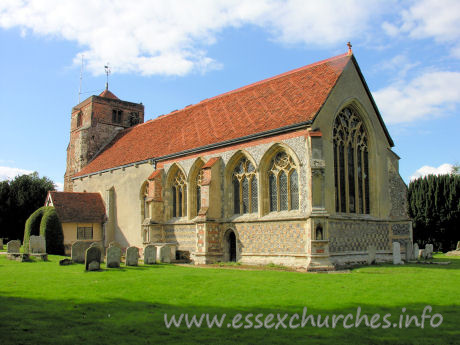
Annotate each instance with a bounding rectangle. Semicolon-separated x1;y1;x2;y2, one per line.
62;48;412;270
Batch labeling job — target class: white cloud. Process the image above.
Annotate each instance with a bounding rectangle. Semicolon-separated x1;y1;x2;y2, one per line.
0;0;386;76
410;163;454;181
0;166;33;181
54;182;64;191
373;70;460;124
397;0;460;58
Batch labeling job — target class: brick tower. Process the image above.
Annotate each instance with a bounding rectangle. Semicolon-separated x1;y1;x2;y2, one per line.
64;89;144;191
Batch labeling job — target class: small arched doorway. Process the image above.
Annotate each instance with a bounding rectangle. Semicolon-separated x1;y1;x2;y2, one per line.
223;229;237;262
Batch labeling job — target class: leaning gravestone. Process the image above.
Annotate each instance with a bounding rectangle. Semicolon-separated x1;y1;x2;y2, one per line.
7;240;21;253
413;243;419;261
405;242;413;261
367;246;376;265
106;246;122;268
71;241;93;263
126;246;139;266
144;245;156;264
392;242;402;264
29;235;46;254
425;244;433;260
85;246;101;271
159;245;171;263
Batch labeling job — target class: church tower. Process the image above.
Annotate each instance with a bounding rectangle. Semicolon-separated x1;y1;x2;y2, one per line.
64;89;144;191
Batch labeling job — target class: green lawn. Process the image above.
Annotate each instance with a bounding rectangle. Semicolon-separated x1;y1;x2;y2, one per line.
0;253;459;345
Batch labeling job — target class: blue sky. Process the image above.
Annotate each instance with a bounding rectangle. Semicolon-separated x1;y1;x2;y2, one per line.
0;0;459;190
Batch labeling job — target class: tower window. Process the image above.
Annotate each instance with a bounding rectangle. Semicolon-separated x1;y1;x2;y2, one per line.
76;112;82;128
112;109;123;124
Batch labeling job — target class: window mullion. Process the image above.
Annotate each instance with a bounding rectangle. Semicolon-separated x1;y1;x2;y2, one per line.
344;141;349;213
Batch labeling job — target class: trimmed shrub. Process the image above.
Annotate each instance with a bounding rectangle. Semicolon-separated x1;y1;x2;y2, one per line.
23;206;64;255
23;207;46;253
40;207;65;255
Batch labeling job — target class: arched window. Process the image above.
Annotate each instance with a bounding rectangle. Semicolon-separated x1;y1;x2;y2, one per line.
232;158;257;214
143;186;149;219
172;170;187;217
196;170;203;214
76;112;82;127
268;152;299;212
333;107;370;214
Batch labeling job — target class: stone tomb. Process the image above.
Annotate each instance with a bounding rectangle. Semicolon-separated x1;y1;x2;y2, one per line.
71;241;93;263
367;246;376;265
85;246;102;271
29;235;46;254
126;246;139;266
392;242;402;265
106;246;122;268
144;245;156;264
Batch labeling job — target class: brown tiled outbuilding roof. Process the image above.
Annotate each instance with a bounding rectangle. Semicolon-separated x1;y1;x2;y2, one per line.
76;53;352;177
47;191;106;223
99;89;119;99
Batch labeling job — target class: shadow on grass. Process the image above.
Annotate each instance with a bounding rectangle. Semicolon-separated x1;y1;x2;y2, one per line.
0;294;458;345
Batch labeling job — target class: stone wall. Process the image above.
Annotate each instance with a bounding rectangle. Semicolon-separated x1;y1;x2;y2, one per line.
164;224;196;253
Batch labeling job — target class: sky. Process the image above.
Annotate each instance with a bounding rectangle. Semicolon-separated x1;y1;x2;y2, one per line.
0;0;459;190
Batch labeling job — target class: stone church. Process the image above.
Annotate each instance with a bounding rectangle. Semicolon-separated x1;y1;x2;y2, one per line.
62;48;412;270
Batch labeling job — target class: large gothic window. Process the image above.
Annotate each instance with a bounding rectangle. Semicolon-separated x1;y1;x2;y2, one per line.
268;152;299;212
196;170;203;214
172;170;187;217
232;158;258;214
333;107;370;214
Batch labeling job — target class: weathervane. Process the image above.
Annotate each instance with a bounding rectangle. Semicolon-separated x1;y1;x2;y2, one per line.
104;63;111;90
347;42;353;55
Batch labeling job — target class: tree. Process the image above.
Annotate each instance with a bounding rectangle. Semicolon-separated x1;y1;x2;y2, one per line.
408;173;460;252
0;172;55;242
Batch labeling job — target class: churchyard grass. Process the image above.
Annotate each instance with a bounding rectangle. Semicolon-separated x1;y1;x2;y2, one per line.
0;253;458;344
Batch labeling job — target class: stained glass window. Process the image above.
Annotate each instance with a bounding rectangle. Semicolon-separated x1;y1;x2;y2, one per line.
268;151;298;212
172;170;187;217
232;158;257;214
333;107;370;214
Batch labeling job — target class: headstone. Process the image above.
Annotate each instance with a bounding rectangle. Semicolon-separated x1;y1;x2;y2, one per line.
159;245;171;263
144;244;156;264
405;242;413;261
418;249;426;261
89;242;105;261
71;241;93;263
7;240;20;253
413;243;419;260
106;246;122;268
425;244;433;260
85;246;101;271
29;235;46;254
126;246;139;266
456;241;460;251
392;242;402;264
367;246;376;265
0;238;3;249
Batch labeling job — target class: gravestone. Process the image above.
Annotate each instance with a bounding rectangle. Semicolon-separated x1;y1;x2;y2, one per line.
106;246;122;268
126;246;139;266
71;241;93;263
159;245;171;263
405;242;413;261
457;241;460;251
367;246;376;265
413;243;419;260
392;242;402;264
0;238;3;249
144;245;156;264
85;246;101;271
418;249;426;261
29;235;46;254
425;244;433;260
89;242;105;261
7;240;20;253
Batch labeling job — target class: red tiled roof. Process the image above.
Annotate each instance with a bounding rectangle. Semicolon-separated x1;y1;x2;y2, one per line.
99;89;119;100
48;191;106;223
76;53;351;177
202;157;219;169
